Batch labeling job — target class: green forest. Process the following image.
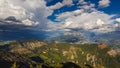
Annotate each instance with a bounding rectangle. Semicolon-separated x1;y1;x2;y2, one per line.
0;40;120;68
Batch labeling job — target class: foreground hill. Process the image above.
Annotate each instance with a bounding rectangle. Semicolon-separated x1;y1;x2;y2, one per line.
0;40;120;68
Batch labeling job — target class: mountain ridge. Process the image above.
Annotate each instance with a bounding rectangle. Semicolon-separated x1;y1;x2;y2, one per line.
0;40;120;68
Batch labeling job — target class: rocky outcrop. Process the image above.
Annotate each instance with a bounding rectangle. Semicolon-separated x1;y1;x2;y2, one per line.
98;44;107;49
19;40;47;50
1;40;47;54
107;49;117;57
10;45;32;54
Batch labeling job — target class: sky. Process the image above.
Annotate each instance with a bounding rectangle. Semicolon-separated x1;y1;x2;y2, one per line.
0;0;120;41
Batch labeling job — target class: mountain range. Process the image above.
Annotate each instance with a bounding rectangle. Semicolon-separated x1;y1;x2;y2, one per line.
0;40;120;68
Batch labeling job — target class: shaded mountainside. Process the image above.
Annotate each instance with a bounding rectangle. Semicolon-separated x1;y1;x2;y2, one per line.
0;40;120;68
0;50;36;68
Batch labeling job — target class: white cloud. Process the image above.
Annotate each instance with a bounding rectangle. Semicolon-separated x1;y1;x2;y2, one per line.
79;4;95;11
0;0;53;26
114;18;120;27
96;19;105;26
73;9;84;15
50;0;117;34
62;0;73;6
22;19;39;26
56;9;84;20
78;0;87;5
98;0;111;7
49;0;73;10
116;18;120;22
56;10;116;33
0;2;31;20
0;0;118;34
49;2;63;10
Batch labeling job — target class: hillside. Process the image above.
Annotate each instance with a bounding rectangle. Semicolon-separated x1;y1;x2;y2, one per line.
0;40;120;68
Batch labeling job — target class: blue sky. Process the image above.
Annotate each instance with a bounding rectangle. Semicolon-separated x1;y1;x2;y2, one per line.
0;0;120;41
46;0;120;14
47;0;120;21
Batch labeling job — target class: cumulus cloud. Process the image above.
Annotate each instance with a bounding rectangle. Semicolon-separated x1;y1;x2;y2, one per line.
79;3;95;11
78;0;87;5
46;0;119;34
115;18;120;22
54;1;117;34
56;9;84;20
22;19;39;26
114;18;120;28
0;0;53;27
98;0;111;7
0;0;119;41
48;2;63;10
49;0;73;10
62;0;73;6
0;1;30;20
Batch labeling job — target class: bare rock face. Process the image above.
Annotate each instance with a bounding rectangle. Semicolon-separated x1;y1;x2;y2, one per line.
10;45;32;54
98;44;107;49
7;40;47;54
107;49;117;57
21;40;47;50
107;47;120;57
